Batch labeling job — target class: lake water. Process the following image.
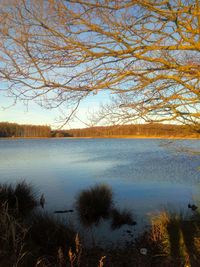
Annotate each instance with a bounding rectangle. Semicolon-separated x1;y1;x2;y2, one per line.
0;138;200;245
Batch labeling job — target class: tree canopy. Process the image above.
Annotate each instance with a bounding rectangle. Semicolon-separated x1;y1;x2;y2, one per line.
0;0;199;128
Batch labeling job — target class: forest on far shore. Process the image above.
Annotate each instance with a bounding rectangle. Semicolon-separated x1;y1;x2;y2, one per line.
0;122;51;138
1;122;200;138
52;123;200;138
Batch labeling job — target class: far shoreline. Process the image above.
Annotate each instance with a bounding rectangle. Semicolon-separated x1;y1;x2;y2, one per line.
1;135;200;140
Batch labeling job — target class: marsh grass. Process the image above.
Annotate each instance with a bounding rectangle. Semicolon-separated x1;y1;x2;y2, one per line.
28;212;76;261
0;182;77;266
0;204;29;267
2;181;200;266
0;181;37;217
76;184;113;227
134;210;200;267
157;211;200;266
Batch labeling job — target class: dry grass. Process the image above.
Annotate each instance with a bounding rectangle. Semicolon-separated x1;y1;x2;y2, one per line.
0;204;29;267
134;211;200;267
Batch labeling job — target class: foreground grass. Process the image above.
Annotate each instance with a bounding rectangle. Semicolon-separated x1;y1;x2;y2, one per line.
1;182;200;266
0;181;37;217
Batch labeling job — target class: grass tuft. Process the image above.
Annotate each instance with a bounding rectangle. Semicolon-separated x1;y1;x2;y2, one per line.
0;181;37;217
76;184;113;227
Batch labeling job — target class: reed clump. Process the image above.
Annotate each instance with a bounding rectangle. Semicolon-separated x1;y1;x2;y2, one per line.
0;181;37;217
76;184;113;227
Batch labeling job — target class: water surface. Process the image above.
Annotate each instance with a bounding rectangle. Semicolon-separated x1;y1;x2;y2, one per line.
0;138;199;245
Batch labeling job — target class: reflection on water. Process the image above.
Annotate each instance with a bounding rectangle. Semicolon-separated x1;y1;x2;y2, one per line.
73;184;137;246
0;138;199;244
76;184;113;227
75;184;135;231
111;208;136;230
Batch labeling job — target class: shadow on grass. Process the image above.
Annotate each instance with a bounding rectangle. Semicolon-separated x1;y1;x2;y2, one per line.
135;210;200;267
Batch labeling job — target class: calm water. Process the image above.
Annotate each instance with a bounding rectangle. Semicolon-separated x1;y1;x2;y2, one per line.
0;138;200;245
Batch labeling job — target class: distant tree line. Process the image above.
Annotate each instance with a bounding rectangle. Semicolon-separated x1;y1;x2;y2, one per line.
1;122;199;138
54;124;200;138
0;122;51;138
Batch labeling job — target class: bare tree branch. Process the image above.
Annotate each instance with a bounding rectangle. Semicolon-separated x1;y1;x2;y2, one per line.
0;0;199;128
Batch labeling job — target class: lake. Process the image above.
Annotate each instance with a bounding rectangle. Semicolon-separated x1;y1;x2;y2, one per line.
0;138;200;245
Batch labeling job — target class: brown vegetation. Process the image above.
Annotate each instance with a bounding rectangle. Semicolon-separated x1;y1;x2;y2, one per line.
1;181;200;266
54;123;200;138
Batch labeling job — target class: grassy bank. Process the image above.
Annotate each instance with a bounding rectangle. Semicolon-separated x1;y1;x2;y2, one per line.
0;182;200;266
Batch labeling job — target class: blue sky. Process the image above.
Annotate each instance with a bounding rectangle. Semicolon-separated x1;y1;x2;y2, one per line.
0;90;109;129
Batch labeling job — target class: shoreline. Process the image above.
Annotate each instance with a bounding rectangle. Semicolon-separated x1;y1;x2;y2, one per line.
0;135;200;140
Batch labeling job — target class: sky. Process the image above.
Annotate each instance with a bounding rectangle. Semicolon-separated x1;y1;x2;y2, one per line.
0;90;109;129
